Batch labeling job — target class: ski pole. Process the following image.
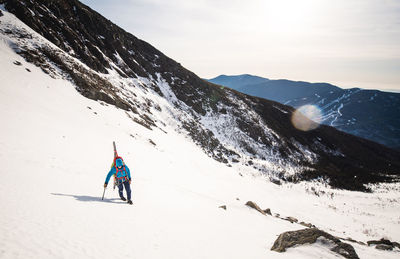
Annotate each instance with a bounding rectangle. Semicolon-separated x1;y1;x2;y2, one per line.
102;187;106;200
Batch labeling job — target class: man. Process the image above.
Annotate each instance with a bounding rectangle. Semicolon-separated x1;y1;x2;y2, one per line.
104;157;132;205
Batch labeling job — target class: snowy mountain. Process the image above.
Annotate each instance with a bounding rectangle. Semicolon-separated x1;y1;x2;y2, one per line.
1;0;399;192
1;1;400;258
208;74;400;150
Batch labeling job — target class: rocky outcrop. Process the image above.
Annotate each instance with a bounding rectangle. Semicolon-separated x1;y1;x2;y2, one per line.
284;216;298;223
271;228;359;259
367;238;400;251
263;208;271;215
245;201;270;215
299;222;314;228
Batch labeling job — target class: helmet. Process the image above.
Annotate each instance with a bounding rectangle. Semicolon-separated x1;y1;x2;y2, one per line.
115;158;124;168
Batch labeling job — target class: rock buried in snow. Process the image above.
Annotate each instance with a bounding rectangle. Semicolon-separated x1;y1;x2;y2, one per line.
219;205;227;210
344;237;366;246
299;221;314;228
285;216;298;223
375;244;393;251
271;228;359;259
245;201;266;215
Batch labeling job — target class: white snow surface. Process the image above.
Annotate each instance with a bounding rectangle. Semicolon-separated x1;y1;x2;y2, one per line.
1;9;400;259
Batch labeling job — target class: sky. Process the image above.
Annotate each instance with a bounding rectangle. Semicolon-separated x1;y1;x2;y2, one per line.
80;0;400;91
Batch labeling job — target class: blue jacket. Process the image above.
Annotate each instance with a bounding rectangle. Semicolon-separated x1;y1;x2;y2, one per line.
105;158;131;184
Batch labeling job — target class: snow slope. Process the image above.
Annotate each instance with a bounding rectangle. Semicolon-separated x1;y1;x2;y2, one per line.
1;7;400;259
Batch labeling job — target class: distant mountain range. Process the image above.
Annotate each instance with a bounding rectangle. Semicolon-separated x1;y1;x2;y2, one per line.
208;74;400;150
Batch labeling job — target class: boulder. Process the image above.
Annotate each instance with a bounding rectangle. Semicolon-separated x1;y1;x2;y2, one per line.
219;205;227;210
271;228;359;259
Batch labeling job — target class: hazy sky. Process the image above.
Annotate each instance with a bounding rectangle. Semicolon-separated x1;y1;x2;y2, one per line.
80;0;400;91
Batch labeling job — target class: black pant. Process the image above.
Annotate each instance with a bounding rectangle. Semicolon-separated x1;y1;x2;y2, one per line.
118;181;132;200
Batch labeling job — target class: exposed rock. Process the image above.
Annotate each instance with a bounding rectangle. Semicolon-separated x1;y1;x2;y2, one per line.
331;242;360;258
285;216;298;223
219;205;227;210
263;208;272;215
375;244;393;251
271;228;359;259
245;201;266;215
270;178;281;185
13;60;22;65
367;238;400;250
0;10;3;17
299;222;314;228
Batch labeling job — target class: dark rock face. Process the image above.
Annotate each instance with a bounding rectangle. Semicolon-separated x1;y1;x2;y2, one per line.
271;228;359;259
2;0;400;191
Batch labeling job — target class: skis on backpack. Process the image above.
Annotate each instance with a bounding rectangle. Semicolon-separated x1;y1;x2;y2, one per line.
113;141;118;190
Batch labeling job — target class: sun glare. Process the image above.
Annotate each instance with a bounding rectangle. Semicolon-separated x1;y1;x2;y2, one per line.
291;105;322;131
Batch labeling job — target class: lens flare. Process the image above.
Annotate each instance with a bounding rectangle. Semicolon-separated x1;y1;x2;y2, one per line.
291;105;322;131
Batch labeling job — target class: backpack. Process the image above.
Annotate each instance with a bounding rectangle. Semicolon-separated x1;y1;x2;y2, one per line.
113;156;128;184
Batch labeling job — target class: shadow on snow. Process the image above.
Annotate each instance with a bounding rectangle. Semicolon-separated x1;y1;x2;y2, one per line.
51;193;125;204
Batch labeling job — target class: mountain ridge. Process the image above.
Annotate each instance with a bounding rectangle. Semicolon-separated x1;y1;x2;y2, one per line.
208;74;400;150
